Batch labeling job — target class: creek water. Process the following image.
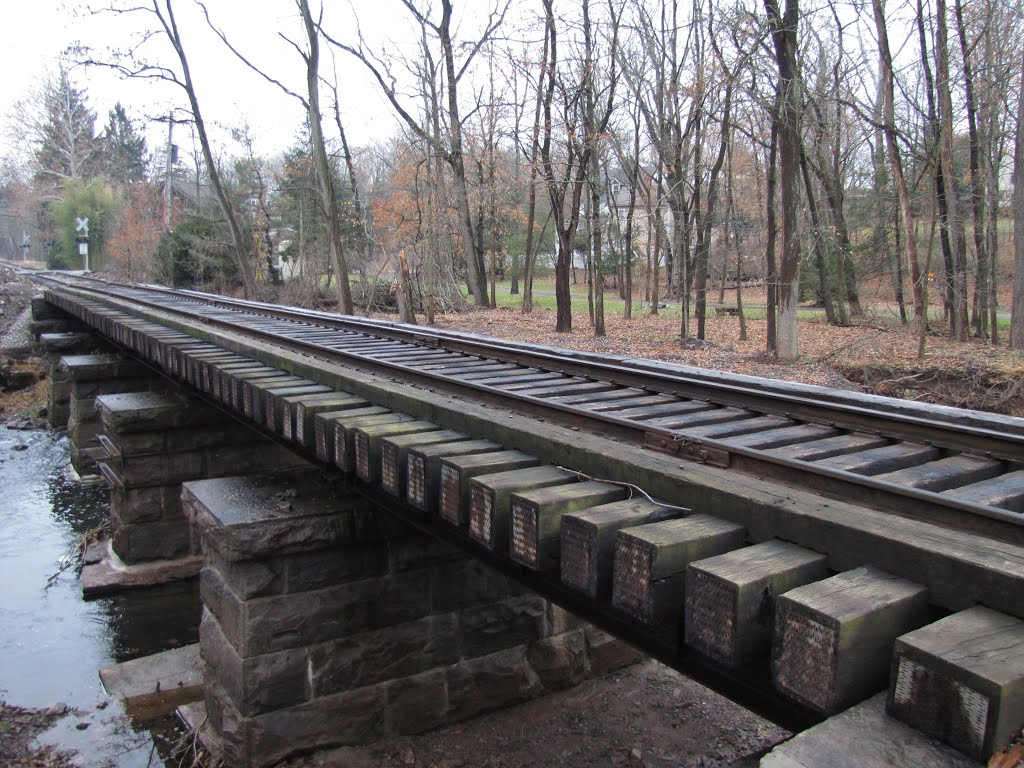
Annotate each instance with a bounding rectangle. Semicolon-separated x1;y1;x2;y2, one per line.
0;426;201;767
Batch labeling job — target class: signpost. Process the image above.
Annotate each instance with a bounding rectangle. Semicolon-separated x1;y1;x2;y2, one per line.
75;217;90;272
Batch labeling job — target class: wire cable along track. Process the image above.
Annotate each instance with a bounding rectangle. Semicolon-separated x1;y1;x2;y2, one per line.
37;273;1024;545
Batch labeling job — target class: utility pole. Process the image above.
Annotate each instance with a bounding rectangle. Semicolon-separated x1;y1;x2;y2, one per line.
164;116;175;231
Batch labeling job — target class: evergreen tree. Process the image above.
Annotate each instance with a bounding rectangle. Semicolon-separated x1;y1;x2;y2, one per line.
101;103;148;183
34;68;100;184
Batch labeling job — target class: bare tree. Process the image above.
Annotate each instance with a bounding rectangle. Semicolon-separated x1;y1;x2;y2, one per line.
874;0;927;357
1012;53;1024;350
764;0;802;360
323;0;509;307
80;0;257;297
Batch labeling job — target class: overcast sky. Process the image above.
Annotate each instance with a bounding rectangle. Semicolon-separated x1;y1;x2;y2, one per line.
0;0;436;166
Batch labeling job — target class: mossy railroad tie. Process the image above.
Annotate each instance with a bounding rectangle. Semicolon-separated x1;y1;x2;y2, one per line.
468;466;576;552
290;393;367;448
685;540;828;669
242;375;307;421
815;442;940;475
213;362;271;404
223;368;288;411
888;605;1024;762
873;455;1003;492
509;481;627;571
771;565;928;715
275;390;356;441
354;420;440;484
331;411;415;474
181;347;228;387
560;499;676;600
768;432;888;462
941;468;1024;510
438;451;539;527
380;430;467;498
195;351;243;391
612;515;745;633
166;340;212;379
406;440;502;517
208;360;262;401
265;383;332;433
312;406;389;464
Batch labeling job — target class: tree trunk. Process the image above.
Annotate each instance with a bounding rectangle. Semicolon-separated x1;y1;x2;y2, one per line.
1011;54;1024;350
765;0;801;360
299;0;353;314
875;0;927;357
953;0;989;338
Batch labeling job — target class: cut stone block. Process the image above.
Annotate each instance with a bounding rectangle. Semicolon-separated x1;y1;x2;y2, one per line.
184;471;374;563
560;498;675;599
760;692;980;768
96;391;233;433
612;515;746;630
772;566;928;715
887;605;1024;761
509;481;627;570
685;540;828;668
99;643;203;720
438;451;539;526
406;439;501;516
469;465;576;553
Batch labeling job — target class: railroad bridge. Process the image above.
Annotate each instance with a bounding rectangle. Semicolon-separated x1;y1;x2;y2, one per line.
28;274;1024;767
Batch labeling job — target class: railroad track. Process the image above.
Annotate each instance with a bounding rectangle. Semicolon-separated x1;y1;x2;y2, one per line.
33;273;1024;742
35;273;1024;546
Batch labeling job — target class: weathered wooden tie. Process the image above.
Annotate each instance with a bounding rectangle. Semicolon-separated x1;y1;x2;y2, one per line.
685;540;828;669
438;450;539;526
612;515;746;630
942;469;1024;511
873;455;1003;492
771;565;928;715
312;406;389;464
332;411;415;474
291;393;368;448
815;442;941;475
467;466;576;552
380;430;467;498
723;423;840;451
354;420;439;484
560;498;675;599
767;432;889;462
509;481;626;570
406;439;502;516
265;383;332;433
888;605;1024;761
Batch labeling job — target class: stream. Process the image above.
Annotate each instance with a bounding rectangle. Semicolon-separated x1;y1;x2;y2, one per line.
0;426;201;767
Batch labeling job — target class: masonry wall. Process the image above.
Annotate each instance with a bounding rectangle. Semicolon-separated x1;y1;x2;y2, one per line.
185;472;642;768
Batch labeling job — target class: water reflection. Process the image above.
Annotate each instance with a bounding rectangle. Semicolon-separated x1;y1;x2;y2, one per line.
0;427;201;767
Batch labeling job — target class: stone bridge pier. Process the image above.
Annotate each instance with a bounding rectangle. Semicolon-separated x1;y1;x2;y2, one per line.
185;470;638;767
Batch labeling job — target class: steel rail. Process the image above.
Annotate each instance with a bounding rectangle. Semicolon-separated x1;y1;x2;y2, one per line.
36;274;1024;540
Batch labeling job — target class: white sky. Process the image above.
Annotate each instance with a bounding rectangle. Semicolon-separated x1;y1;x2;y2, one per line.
0;0;437;166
